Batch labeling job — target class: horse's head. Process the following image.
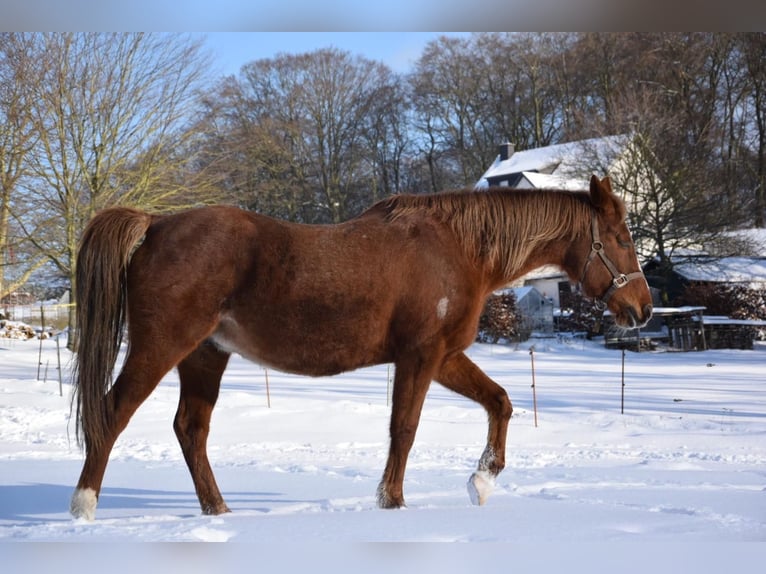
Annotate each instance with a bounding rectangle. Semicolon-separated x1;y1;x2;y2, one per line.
573;175;653;329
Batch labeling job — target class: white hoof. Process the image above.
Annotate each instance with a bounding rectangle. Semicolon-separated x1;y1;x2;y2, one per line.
467;470;495;506
70;488;98;521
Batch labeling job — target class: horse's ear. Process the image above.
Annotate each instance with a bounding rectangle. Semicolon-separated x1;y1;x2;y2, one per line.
589;175;620;217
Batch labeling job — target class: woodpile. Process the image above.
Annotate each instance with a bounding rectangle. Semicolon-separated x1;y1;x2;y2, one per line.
0;320;38;340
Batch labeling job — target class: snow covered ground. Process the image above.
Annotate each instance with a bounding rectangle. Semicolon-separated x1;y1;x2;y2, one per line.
1;334;765;563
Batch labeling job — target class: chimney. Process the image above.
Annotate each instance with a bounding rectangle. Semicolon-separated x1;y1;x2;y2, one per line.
499;142;514;161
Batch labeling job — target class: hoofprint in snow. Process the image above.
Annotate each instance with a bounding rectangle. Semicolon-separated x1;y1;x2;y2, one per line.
1;335;765;543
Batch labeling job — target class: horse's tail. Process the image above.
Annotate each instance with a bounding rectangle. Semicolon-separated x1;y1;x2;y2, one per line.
72;207;153;453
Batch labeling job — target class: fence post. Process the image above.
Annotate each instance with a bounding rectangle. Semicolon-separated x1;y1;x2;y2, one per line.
264;367;271;408
529;346;538;427
36;304;45;380
621;348;626;414
56;334;63;397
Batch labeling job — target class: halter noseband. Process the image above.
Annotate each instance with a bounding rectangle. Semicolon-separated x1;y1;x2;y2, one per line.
580;212;645;311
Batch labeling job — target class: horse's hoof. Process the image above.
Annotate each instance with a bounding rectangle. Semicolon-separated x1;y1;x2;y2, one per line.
376;493;405;509
376;483;405;509
467;470;495;506
201;502;231;515
377;499;406;509
70;487;98;521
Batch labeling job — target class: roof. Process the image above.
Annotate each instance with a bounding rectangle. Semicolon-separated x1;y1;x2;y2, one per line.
476;134;630;189
509;286;536;301
522;264;566;280
515;172;588;191
672;256;766;286
701;316;766;326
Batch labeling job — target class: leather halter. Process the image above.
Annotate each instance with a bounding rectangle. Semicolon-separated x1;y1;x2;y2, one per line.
580;212;645;311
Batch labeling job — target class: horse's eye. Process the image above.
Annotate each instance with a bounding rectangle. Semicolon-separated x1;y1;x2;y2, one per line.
617;236;632;249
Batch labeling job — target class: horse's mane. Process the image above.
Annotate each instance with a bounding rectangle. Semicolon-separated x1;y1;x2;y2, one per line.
371;188;594;278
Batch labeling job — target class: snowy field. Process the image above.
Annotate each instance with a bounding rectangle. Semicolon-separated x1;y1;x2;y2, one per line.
1;333;765;567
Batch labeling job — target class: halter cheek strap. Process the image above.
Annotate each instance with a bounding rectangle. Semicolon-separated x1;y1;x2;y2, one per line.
580;213;645;311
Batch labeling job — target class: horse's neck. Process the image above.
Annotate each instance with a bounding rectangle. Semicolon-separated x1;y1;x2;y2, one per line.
512;242;569;279
480;192;584;288
486;238;570;290
376;190;585;288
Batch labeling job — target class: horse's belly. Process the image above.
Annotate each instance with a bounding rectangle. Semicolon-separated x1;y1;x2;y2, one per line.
209;311;388;377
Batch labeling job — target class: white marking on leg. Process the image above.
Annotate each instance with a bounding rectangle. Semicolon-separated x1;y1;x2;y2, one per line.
478;445;496;471
376;481;389;508
467;470;496;506
468;446;497;505
436;297;449;320
70;487;98;521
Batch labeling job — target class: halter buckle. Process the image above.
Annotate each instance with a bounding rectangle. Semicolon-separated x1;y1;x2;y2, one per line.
592;240;604;252
612;274;629;288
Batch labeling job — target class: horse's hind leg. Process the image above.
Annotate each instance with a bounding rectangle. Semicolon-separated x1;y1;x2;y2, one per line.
174;341;231;515
71;342;188;520
436;352;512;506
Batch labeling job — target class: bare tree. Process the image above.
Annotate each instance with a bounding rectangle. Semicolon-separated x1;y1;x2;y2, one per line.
409;33;579;190
205;48;405;223
0;34;45;305
736;33;766;227
360;72;411;200
15;33;214;341
409;35;489;189
499;33;571;149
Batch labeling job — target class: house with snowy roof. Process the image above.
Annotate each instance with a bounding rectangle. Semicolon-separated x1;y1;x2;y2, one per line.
643;241;766;304
642;229;766;297
475;134;633;191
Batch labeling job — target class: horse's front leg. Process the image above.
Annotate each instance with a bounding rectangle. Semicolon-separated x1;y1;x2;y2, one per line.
377;352;442;509
436;352;512;505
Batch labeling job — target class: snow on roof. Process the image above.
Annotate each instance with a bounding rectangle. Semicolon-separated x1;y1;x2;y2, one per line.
521;264;566;280
701;315;766;326
510;286;535;300
477;134;630;186
673;256;766;285
517;171;588;191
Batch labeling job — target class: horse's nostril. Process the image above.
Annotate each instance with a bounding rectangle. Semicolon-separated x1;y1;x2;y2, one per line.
643;304;653;320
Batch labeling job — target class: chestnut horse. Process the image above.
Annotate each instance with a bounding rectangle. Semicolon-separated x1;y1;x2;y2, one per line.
70;175;651;520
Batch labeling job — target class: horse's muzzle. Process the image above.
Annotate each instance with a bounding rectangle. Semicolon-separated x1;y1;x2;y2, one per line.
627;304;653;329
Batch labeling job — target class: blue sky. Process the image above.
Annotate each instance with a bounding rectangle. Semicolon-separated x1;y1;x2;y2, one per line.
201;32;470;76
